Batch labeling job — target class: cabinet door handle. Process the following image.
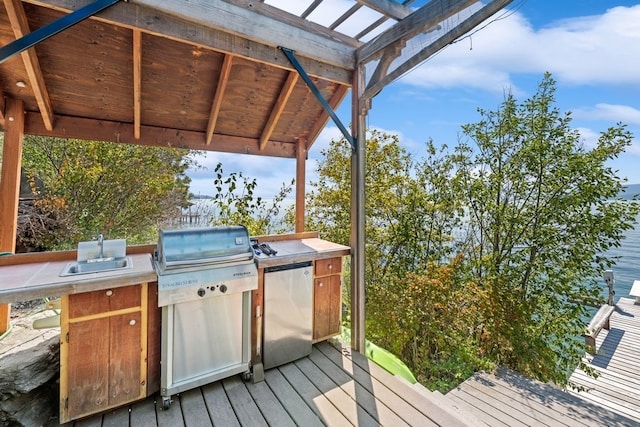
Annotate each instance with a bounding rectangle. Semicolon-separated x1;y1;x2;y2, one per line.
106;290;113;297
129;319;136;326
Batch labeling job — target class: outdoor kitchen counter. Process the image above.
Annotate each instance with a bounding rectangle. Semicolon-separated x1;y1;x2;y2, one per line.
0;253;156;304
253;237;351;268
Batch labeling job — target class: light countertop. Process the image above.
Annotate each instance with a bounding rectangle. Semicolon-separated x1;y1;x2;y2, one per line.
253;238;350;269
0;238;350;303
0;253;157;304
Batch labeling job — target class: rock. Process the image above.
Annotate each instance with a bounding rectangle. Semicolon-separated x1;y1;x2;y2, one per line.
0;311;60;426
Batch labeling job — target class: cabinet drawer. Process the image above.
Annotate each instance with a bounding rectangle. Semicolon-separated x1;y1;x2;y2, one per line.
68;285;141;319
314;257;342;277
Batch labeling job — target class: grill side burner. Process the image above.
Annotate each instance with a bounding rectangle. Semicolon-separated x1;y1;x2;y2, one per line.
155;226;257;409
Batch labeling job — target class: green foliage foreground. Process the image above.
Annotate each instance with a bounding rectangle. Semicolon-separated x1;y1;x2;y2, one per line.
19;136;194;249
305;73;640;391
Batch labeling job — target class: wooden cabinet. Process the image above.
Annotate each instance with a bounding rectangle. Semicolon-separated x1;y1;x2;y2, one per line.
313;257;342;342
60;283;148;423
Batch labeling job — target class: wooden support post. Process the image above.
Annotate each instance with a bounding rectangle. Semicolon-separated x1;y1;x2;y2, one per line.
0;97;25;334
350;64;366;353
295;139;306;233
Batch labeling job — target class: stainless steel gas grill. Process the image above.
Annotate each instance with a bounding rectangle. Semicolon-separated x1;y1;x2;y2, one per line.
154;226;257;409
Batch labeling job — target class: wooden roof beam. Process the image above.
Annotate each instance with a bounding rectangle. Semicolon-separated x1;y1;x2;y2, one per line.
206;54;233;146
23;113;298;158
362;0;514;101
357;0;475;63
330;3;362;31
133;29;141;139
133;0;357;69
354;0;417;40
3;0;54;131
22;0;353;85
301;0;323;19
259;71;298;150
356;0;412;21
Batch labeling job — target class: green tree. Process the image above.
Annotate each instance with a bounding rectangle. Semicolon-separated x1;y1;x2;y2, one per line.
303;130;478;390
20;136;194;249
303;74;639;391
209;162;294;236
454;73;640;384
305;130;461;275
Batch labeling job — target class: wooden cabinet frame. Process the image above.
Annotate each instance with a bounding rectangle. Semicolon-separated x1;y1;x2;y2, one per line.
313;257;343;342
59;283;148;423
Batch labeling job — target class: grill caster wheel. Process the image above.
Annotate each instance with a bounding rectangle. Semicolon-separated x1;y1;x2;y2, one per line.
242;370;253;382
162;396;172;410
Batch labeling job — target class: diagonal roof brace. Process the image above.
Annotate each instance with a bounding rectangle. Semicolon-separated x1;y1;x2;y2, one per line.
0;0;122;64
279;46;356;152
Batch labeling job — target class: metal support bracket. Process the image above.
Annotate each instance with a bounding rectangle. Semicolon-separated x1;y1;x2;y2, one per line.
0;0;122;64
279;46;356;151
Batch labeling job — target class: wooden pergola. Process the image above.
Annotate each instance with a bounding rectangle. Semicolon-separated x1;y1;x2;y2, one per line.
0;0;512;343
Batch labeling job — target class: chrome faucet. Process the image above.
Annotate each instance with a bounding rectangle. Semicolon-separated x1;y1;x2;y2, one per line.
98;234;104;259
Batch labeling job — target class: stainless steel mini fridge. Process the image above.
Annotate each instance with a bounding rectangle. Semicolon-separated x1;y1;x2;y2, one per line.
263;261;313;369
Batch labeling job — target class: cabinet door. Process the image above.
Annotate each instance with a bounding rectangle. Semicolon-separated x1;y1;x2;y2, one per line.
313;274;341;341
66;317;110;420
61;284;147;423
109;312;143;407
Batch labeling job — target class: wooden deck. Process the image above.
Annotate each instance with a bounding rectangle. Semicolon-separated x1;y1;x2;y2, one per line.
568;297;640;423
442;296;640;426
54;341;467;427
44;298;640;426
446;367;637;426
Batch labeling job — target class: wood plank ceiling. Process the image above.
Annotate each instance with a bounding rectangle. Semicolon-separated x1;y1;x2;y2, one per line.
0;0;512;159
0;0;383;158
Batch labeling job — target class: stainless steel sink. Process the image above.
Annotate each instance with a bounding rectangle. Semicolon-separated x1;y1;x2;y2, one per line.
60;256;133;276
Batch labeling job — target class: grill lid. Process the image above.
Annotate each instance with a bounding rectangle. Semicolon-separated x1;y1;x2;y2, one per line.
156;225;253;272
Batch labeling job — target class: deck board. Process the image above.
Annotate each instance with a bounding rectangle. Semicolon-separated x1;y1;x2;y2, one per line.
102;406;131;427
568;297;640;424
56;340;463;426
155;392;184;427
244;376;296;427
278;361;352;425
315;342;441;426
263;367;325;427
51;300;640;427
293;356;380;427
448;384;531;427
180;388;213;426
222;376;268;427
315;342;454;426
129;398;157;427
478;371;596;427
457;376;562;426
201;382;240;427
307;346;410;426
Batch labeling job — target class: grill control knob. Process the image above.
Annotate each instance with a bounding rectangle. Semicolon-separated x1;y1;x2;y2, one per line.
197;288;206;297
219;284;228;294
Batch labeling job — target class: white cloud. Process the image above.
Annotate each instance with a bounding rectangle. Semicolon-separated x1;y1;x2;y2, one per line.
187;151;298;198
400;5;640;93
575;127;600;150
574;104;640;126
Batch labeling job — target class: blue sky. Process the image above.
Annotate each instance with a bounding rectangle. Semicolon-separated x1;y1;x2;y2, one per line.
187;0;640;198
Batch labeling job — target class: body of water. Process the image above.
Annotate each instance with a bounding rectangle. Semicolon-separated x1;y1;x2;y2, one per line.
605;215;640;302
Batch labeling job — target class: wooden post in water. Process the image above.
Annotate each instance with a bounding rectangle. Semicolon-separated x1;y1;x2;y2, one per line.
603;270;615;306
